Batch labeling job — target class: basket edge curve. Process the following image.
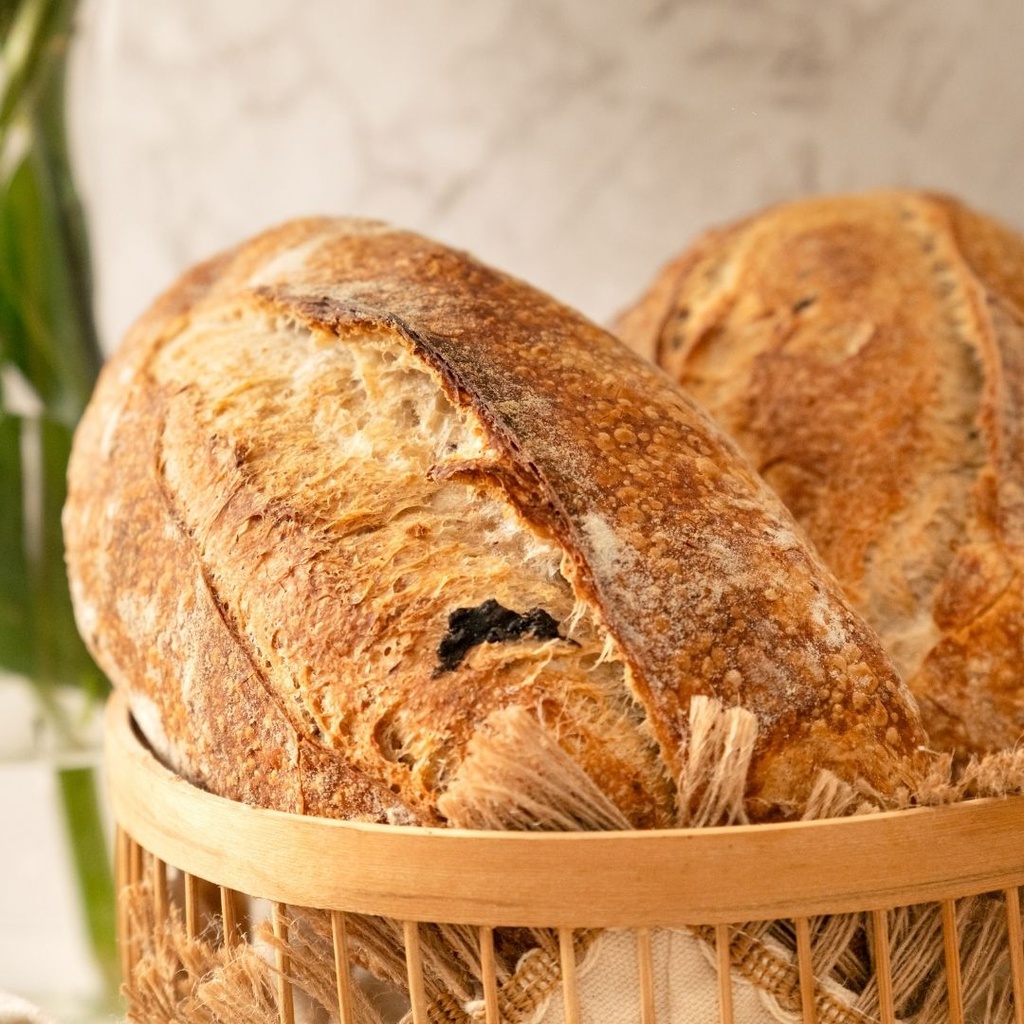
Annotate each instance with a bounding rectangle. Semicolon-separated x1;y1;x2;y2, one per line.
105;693;1024;928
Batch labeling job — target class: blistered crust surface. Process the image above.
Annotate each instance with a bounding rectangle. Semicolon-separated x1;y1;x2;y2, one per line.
66;218;925;824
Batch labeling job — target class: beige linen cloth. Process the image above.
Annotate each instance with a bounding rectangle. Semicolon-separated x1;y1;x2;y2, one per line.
500;928;858;1024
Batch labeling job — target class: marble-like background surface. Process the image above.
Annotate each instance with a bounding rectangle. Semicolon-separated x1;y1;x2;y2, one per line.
72;0;1024;350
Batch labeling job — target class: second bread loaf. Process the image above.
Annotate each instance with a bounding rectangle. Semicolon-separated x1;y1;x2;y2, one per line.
617;190;1024;759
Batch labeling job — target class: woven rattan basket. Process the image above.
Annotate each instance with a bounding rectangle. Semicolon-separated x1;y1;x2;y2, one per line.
105;692;1024;1024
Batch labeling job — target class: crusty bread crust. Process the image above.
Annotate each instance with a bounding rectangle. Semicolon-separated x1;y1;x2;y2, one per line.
616;190;1024;758
66;218;925;824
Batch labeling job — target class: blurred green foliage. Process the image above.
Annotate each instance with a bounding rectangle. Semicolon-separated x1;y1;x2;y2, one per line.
1;0;116;993
0;0;106;699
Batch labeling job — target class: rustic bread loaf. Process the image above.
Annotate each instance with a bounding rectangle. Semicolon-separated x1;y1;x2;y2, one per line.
616;190;1024;759
65;218;925;825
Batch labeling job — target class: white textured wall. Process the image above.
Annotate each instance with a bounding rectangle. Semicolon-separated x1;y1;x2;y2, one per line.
72;0;1024;351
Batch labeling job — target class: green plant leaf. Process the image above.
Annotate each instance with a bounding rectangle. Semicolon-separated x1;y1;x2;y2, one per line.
0;410;33;679
0;137;99;423
34;415;106;695
0;0;68;141
31;5;101;390
0;0;104;690
0;149;58;406
42;416;106;695
58;766;119;993
0;411;106;696
0;3;20;42
0;0;100;425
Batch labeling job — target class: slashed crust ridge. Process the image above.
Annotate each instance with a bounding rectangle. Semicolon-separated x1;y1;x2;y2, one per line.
616;190;1024;758
66;218;925;825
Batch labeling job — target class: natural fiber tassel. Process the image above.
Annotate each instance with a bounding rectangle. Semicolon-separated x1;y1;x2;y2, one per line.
437;706;632;832
676;696;758;827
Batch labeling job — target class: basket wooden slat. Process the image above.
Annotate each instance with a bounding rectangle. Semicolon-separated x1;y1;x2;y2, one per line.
869;908;897;1024
153;857;169;935
636;927;656;1024
795;918;816;1022
331;910;356;1024
115;827;132;983
273;903;296;1024
714;923;735;1024
1007;887;1024;1024
105;694;1024;929
941;899;965;1024
220;884;240;947
558;928;581;1024
403;921;428;1024
184;872;200;940
479;925;500;1024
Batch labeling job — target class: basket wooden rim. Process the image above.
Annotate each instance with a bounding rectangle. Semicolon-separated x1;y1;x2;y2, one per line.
106;692;1024;928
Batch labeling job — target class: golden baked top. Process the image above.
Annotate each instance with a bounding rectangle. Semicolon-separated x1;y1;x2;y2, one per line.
65;218;925;825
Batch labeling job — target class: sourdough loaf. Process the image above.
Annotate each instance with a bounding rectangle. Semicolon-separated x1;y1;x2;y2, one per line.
617;190;1024;759
65;218;925;825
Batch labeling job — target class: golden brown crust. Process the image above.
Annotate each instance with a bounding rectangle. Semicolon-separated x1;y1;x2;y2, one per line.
617;190;1024;757
66;218;925;824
